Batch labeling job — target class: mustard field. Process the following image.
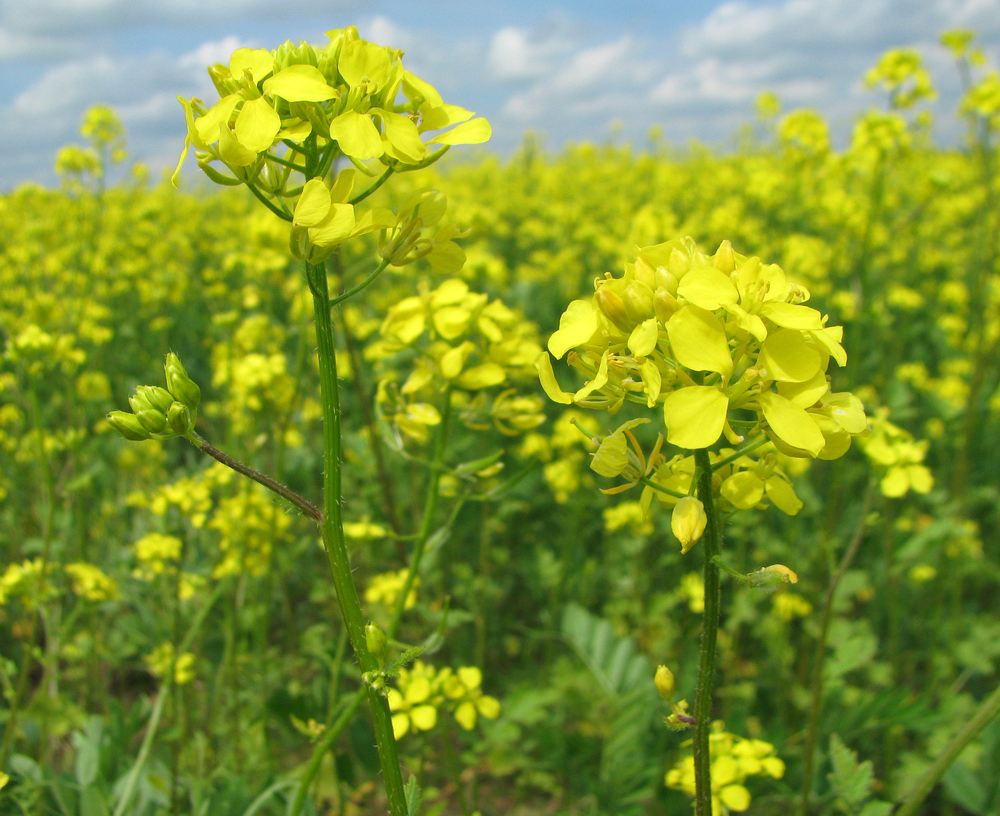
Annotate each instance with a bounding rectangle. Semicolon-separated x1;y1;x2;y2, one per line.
0;27;998;816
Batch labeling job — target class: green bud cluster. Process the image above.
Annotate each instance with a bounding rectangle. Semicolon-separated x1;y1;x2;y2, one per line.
107;353;201;442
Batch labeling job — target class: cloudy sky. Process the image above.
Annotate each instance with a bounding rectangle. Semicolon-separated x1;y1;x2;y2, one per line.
1;0;998;190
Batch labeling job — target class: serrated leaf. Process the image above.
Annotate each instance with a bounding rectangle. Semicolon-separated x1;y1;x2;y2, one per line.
828;733;875;807
405;775;423;816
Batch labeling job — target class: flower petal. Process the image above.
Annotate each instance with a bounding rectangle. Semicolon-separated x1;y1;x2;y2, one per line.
757;391;825;456
667;306;732;376
663;387;728;449
548;300;599;359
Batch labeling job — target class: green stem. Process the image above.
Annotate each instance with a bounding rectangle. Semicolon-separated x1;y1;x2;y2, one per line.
798;485;874;816
692;448;723;816
389;386;453;640
186;432;321;522
349;167;394;204
894;683;1000;816
306;258;408;816
329;258;390;308
289;687;368;816
710;435;770;470
112;580;225;816
245;181;292;221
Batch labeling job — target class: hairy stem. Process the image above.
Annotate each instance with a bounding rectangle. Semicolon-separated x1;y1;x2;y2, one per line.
186;432;321;522
692;448;723;816
306;258;408;816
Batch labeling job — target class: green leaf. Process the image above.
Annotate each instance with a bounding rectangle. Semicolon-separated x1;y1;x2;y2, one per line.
943;760;988;814
404;776;423;816
828;733;875;807
73;716;103;788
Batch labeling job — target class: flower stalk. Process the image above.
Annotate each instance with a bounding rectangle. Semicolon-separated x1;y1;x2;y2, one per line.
692;448;723;816
306;259;408;816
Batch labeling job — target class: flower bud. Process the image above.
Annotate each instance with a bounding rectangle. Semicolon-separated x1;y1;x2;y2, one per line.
365;622;388;668
207;64;241;97
713;240;736;274
136;385;175;414
671;497;707;554
654;288;681;323
654;266;678;295
654;664;675;702
164;353;201;410
749;564;799;589
595;287;631;332
167;401;194;436
622;281;656;324
107;410;151;441
135;407;169;434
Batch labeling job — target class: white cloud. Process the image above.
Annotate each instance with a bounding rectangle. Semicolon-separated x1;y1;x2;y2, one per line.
502;35;649;121
488;25;573;80
362;15;409;51
179;36;246;71
646;0;1000;143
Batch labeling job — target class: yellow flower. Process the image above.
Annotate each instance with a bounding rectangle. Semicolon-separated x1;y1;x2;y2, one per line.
666;722;784;814
388;661;440;739
64;563;119;602
671;497;707;554
441;666;501;730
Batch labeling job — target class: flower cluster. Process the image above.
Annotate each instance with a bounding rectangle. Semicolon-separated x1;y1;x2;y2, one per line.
107;353;201;442
537;237;867;458
145;643;197;685
365;568;419;611
174;29;490;261
373;277;542;443
665;721;785;814
859;408;933;497
387;661;500;739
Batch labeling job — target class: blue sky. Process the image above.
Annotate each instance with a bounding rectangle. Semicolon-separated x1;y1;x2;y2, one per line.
1;0;998;190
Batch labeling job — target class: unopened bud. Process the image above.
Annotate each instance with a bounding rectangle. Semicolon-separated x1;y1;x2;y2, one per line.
749;564;799;590
167;401;194;436
365;623;388;668
671;497;707;554
654;288;681;322
164;353;201;410
713;240;736;274
137;385;175;414
654;664;675;702
622;281;656;324
595;287;631;332
107;411;151;441
134;407;169;434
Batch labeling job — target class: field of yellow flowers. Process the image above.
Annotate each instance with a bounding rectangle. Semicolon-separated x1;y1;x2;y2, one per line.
1;27;998;816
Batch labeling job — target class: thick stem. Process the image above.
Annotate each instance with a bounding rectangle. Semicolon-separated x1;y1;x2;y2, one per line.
692;448;723;816
306;259;408;816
